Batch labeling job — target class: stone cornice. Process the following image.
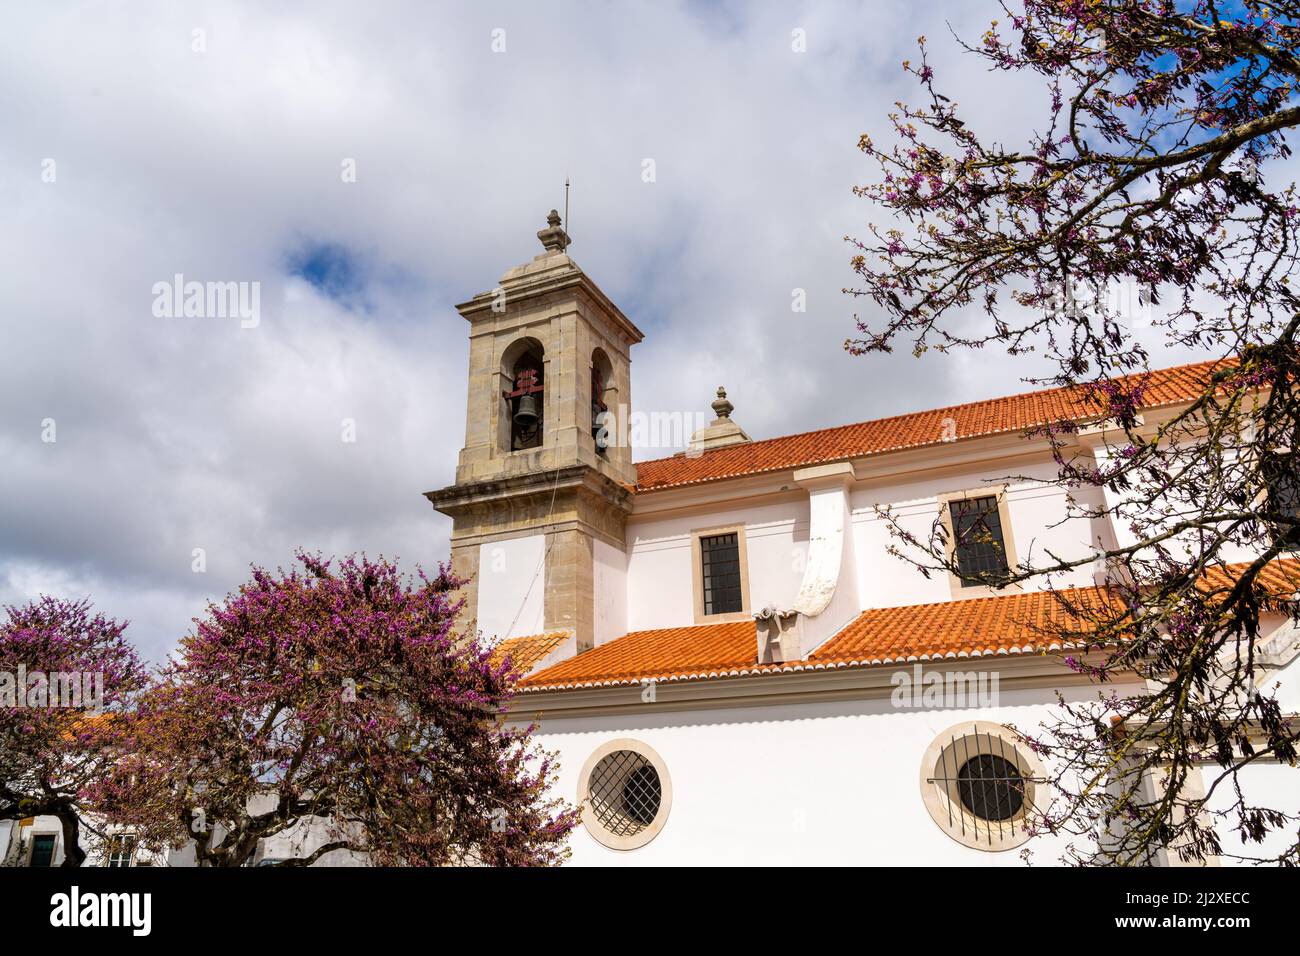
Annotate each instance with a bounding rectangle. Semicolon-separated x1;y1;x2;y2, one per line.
424;463;631;516
508;653;1123;720
456;264;644;345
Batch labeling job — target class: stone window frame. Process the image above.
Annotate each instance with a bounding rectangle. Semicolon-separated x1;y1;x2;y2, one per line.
919;720;1046;853
22;824;61;867
1258;447;1300;552
104;832;138;868
689;523;752;624
935;485;1020;599
577;738;673;851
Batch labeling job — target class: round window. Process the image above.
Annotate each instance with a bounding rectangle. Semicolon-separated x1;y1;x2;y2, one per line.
919;721;1044;851
956;753;1026;822
579;739;672;850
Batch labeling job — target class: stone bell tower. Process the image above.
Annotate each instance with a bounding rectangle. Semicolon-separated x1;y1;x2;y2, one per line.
425;211;643;654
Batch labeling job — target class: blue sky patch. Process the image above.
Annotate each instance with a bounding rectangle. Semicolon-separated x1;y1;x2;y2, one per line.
287;242;367;303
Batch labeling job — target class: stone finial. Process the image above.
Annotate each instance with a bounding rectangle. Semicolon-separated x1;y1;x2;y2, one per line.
537;209;570;253
690;385;751;452
711;386;734;421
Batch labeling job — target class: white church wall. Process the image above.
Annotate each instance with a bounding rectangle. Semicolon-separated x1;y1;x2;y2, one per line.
1085;430;1270;569
851;458;1101;609
1264;621;1300;714
1205;760;1300;866
593;538;628;646
527;679;1145;866
852;502;952;606
747;510;809;615
476;533;546;642
789;475;860;654
623;449;1106;632
623;527;694;631
625;499;808;632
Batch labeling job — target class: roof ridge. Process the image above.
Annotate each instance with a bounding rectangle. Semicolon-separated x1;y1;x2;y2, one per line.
632;357;1223;469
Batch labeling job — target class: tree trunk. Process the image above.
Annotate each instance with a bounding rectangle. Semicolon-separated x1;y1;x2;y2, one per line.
56;810;85;867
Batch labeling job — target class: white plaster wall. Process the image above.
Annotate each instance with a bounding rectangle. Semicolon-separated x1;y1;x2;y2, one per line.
476;533;545;642
0;816;167;867
625;455;1105;632
1;817;74;866
852;460;1102;609
1206;760;1300;865
625;499;808;632
623;525;694;631
1087;436;1268;567
794;480;861;654
1202;629;1300;864
1264;622;1300;713
527;680;1146;866
593;537;628;646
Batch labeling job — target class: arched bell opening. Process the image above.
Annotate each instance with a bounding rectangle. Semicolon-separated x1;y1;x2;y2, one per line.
591;347;615;458
500;337;546;452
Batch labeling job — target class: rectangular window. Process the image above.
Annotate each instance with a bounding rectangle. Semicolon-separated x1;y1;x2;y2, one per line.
700;532;743;615
30;834;56;868
106;835;136;868
1265;452;1300;550
949;496;1011;587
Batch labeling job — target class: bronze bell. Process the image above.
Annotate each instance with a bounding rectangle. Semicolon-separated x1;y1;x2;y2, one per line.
514;393;541;426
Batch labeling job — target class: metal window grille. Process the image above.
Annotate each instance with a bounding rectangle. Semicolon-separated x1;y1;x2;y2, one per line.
928;731;1040;845
957;755;1024;821
701;532;742;615
1264;453;1300;549
949;496;1010;586
588;750;662;837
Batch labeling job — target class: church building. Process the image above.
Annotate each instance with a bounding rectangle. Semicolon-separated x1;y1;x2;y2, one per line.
426;214;1300;866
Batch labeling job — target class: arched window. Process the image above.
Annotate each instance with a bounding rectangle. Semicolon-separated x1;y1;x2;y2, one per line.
501;338;545;452
591;348;614;457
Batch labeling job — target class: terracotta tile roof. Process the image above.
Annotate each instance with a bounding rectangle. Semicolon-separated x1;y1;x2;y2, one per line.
518;559;1300;693
1198;558;1300;602
808;586;1120;664
633;359;1225;492
491;631;569;676
520;621;758;690
519;588;1109;692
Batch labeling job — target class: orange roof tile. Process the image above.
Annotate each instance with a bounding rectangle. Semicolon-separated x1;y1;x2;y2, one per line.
491;631;569;676
520;588;1111;692
519;559;1300;693
520;621;757;690
1199;558;1300;601
633;360;1225;492
809;587;1120;664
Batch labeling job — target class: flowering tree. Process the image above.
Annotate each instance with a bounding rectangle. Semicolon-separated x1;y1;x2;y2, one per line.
0;597;147;867
851;1;1300;864
95;552;576;867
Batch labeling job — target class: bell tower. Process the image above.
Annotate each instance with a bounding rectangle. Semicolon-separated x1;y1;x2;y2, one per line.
425;211;642;654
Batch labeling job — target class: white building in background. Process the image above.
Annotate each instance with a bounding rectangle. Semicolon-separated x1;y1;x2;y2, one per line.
426;212;1300;866
0;817;164;868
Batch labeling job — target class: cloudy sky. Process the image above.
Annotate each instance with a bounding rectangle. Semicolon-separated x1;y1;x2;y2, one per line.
0;1;1216;662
